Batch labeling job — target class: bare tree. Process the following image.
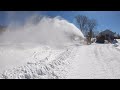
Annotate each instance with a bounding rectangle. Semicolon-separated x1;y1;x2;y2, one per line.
87;19;97;44
75;15;97;44
75;15;88;35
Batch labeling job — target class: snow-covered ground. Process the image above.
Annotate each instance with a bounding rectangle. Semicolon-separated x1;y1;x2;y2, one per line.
0;40;120;79
0;43;68;79
67;44;120;79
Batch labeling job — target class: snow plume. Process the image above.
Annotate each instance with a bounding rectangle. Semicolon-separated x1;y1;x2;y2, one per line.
0;15;84;48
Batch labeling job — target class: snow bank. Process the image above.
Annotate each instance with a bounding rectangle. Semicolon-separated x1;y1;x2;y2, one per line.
0;44;53;72
0;46;75;79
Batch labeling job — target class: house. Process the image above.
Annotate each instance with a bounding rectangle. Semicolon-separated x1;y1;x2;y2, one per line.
96;29;116;43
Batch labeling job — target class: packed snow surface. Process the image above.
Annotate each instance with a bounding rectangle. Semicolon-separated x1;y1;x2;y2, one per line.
0;42;120;79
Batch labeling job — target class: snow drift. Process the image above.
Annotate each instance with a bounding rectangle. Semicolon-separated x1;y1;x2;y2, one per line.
0;16;84;48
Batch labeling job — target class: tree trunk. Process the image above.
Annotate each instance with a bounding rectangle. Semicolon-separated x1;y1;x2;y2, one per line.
89;30;92;44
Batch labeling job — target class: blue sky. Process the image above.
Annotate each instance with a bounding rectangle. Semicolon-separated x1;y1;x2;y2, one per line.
0;11;120;34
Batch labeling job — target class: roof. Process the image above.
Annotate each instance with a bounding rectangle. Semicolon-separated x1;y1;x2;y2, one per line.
99;30;115;36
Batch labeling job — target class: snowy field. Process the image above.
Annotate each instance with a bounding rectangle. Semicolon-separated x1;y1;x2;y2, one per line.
0;40;120;79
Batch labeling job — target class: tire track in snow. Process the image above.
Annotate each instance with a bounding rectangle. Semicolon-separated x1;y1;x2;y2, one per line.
94;44;120;78
91;44;111;78
99;44;116;78
93;44;115;78
66;45;107;79
105;45;120;78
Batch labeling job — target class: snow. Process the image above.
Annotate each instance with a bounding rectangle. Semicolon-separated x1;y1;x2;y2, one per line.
0;42;120;79
66;44;120;79
0;16;85;79
0;45;73;79
0;16;84;48
116;39;120;48
0;16;120;79
0;44;51;72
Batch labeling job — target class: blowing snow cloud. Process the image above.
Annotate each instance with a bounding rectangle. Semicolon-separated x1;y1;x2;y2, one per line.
0;15;84;47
